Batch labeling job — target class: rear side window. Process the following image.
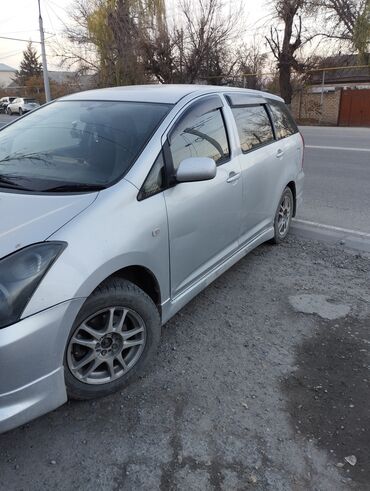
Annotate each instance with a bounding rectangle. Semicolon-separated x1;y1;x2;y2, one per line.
268;101;298;139
231;105;274;152
169;108;230;170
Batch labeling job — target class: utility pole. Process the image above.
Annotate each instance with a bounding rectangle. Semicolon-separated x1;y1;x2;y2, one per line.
38;0;51;102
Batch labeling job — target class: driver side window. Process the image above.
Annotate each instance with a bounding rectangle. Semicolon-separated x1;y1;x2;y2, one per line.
169;108;230;170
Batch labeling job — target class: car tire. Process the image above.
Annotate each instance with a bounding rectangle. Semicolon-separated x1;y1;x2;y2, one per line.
271;187;294;244
7;108;12;115
64;278;161;400
19;108;23;116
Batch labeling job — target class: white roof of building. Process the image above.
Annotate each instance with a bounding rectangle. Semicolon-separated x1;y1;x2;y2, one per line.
62;84;282;104
0;63;16;72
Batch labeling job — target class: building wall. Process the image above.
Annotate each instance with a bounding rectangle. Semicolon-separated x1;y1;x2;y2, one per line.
291;89;342;125
0;71;16;88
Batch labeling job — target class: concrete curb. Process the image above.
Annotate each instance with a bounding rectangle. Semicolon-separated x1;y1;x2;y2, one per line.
291;218;370;254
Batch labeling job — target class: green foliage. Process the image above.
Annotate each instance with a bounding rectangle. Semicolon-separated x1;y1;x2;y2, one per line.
353;0;370;60
66;0;239;87
14;42;42;85
85;0;167;86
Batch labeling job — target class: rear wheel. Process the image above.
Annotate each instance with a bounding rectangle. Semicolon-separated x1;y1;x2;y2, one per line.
271;187;294;244
64;278;161;400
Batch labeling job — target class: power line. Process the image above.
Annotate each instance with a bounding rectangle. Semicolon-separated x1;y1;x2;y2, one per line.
0;35;41;44
46;0;70;31
0;30;41;34
0;50;23;60
43;0;57;37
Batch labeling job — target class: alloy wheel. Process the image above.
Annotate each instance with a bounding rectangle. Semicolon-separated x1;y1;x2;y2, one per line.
67;306;147;385
277;194;292;237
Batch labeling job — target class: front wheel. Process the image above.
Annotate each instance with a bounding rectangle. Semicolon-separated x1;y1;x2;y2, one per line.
19;108;23;115
64;278;161;400
7;107;12;115
271;187;294;244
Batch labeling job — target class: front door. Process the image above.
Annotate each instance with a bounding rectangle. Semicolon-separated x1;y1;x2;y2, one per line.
163;96;243;299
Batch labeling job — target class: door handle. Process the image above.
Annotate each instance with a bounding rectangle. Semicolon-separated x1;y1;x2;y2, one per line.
226;171;241;183
276;149;284;158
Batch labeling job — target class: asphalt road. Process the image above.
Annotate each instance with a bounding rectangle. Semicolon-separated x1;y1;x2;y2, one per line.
1;236;369;490
0;113;17;126
298;126;370;234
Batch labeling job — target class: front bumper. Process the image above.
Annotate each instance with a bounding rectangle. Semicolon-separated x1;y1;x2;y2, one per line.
0;298;84;434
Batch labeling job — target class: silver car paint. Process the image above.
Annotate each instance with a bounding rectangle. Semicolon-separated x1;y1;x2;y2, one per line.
0;191;98;258
0;299;84;433
0;85;304;433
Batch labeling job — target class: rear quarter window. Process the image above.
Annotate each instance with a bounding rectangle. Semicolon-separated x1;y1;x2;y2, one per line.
231;105;274;152
268;100;298;140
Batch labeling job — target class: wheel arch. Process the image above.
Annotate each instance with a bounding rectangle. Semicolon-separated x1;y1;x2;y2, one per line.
95;265;162;312
286;181;297;216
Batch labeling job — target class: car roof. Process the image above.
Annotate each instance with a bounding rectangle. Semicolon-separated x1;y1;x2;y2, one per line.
61;84;283;105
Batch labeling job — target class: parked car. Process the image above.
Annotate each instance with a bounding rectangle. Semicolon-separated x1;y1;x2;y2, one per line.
0;96;16;113
0;85;304;433
7;97;40;115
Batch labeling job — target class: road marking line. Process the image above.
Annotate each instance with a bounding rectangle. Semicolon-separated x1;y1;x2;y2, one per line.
305;145;370;152
292;218;370;239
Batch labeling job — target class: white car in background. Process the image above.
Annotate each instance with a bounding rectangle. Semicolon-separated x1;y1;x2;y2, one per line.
7;97;40;115
0;96;16;113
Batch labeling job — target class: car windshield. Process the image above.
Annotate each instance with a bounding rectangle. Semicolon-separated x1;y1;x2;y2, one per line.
0;100;172;192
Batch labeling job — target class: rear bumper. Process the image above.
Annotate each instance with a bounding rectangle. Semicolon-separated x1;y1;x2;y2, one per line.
0;298;84;434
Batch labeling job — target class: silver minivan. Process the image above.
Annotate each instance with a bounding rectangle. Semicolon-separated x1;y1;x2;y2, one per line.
0;85;304;433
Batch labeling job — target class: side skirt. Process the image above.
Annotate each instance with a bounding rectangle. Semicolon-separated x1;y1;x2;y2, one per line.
161;227;274;325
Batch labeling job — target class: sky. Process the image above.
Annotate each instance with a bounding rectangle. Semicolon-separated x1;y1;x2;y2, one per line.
0;0;269;71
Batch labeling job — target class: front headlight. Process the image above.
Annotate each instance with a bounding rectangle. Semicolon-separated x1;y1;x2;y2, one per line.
0;242;66;329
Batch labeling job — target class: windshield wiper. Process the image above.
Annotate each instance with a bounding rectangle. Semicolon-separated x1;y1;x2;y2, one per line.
0;152;51;165
44;183;106;192
0;175;32;191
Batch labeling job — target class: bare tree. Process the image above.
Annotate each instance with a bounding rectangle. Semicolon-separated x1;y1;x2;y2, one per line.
142;0;242;84
236;37;268;89
57;0;101;76
313;0;369;58
60;0;167;86
265;0;312;104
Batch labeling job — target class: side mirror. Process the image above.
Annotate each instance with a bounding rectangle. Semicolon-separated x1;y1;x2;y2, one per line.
176;157;216;183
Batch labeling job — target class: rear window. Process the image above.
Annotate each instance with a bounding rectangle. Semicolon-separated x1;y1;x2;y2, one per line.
231;105;274;152
268;101;298;139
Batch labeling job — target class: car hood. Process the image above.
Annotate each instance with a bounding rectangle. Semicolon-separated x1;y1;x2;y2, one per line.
0;191;98;258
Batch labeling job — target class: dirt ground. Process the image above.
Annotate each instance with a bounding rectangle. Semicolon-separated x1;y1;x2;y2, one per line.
0;236;369;491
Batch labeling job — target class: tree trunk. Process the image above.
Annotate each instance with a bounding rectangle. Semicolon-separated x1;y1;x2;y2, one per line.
279;59;293;104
